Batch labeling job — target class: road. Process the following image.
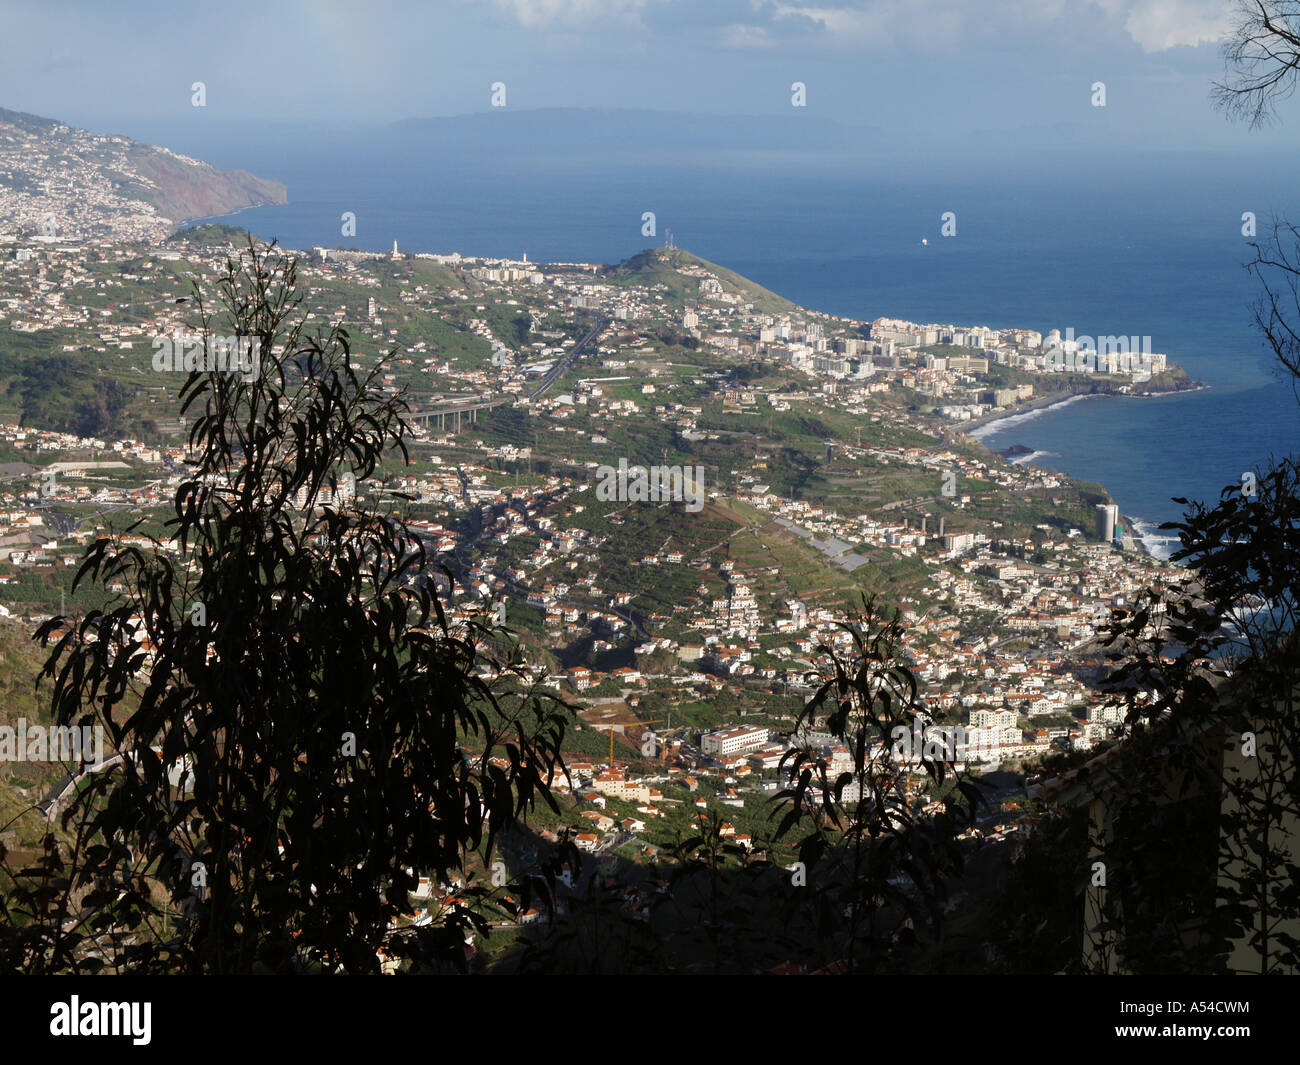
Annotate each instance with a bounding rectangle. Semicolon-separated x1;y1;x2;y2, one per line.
401;315;604;425
527;316;606;401
596;830;635;855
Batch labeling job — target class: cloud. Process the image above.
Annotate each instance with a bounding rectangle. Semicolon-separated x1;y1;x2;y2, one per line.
773;2;964;50
776;0;1231;52
1106;0;1233;51
718;23;777;49
488;0;648;29
487;0;1233;52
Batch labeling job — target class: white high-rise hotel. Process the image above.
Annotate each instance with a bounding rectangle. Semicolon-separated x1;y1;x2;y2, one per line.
1096;503;1119;542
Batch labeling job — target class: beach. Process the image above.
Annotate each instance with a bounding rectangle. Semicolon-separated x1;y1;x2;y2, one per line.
962;391;1097;441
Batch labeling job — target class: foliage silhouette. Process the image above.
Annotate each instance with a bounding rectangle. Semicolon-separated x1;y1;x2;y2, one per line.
1;239;572;973
512;599;983;973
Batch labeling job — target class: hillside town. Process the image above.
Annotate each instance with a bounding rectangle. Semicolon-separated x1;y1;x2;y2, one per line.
1;0;1292;993
0;220;1195;884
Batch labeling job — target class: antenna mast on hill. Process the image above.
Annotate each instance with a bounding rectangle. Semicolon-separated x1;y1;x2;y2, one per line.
664;229;675;249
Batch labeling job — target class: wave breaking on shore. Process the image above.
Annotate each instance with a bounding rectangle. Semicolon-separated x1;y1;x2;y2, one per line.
967;393;1094;441
1129;517;1178;560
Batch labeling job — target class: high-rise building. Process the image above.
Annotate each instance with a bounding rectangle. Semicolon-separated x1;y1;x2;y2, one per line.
1095;503;1118;543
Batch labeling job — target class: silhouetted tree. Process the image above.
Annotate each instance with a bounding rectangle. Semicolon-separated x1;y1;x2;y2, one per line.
513;599;982;974
1087;459;1300;973
1214;0;1300;128
2;239;571;973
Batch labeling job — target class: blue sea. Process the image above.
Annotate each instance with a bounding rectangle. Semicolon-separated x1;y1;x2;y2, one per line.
130;119;1300;553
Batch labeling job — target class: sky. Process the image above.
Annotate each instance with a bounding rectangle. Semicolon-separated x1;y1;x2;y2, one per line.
0;0;1296;157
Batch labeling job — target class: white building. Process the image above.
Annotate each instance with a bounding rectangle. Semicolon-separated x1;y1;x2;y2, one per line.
701;725;770;757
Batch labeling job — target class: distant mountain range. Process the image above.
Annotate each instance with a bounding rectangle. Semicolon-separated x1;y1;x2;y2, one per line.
0;106;287;241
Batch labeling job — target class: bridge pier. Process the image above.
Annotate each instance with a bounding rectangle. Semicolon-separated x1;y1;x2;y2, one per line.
411;398;501;433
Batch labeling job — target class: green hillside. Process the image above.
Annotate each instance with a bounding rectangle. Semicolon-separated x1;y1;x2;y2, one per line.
0;618;77;865
603;247;799;315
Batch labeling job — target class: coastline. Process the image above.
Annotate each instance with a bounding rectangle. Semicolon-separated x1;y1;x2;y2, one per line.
961;391;1095;441
160;220;1201;564
1120;513;1152;558
958;385;1206;564
169;200;284;235
962;381;1206;441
